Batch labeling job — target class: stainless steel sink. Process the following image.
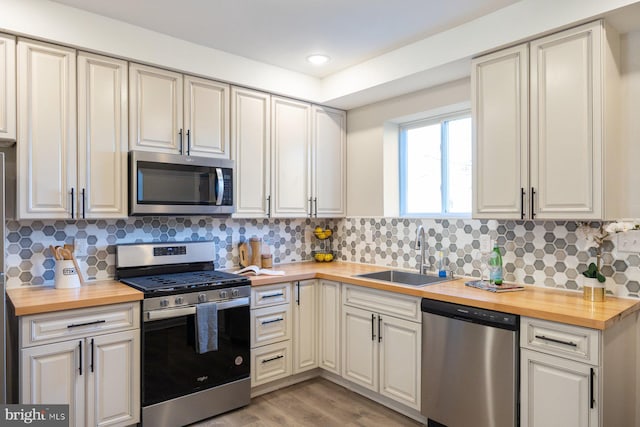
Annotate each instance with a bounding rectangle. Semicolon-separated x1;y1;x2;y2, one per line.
355;270;451;286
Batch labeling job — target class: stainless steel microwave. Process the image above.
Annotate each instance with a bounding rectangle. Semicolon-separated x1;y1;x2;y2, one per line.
129;151;234;216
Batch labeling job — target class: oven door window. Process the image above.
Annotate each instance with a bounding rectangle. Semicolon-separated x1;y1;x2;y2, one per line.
137;161;231;206
142;306;250;406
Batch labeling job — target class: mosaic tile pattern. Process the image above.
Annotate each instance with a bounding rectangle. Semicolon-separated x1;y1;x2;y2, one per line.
338;218;639;299
5;217;336;288
5;216;639;299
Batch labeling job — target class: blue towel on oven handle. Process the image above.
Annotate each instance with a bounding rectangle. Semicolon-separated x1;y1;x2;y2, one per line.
196;301;218;354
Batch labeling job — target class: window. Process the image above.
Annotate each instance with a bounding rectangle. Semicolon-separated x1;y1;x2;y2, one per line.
399;113;472;217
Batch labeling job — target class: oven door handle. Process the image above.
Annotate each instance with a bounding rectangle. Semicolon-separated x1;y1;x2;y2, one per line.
145;297;250;321
146;306;196;321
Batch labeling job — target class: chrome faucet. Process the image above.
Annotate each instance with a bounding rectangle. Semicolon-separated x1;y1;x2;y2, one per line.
416;225;429;275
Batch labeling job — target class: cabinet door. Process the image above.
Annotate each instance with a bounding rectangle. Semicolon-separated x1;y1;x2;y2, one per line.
231;87;271;218
77;52;128;219
0;33;15;142
17;39;76;219
521;349;597;427
21;340;84;427
530;22;602;219
271;96;311;217
86;331;140;427
293;280;317;374
129;63;183;153
378;315;421;410
472;44;529;219
318;280;341;375
312;106;346;218
341;305;377;392
184;75;229;158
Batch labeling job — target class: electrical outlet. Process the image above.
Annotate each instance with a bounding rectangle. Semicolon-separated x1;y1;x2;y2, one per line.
75;238;88;257
617;231;640;253
479;235;492;253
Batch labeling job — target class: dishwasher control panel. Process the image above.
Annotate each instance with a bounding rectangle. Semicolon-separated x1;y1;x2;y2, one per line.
421;298;519;330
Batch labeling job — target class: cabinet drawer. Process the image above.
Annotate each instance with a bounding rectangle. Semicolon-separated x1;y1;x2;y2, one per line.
343;284;421;322
21;302;140;348
251;304;291;348
251;340;292;387
251;283;291;308
521;317;600;365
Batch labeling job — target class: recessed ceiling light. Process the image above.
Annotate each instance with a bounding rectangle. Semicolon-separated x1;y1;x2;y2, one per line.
307;54;330;65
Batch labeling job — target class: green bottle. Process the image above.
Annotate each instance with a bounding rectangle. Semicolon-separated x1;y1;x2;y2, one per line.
488;243;503;285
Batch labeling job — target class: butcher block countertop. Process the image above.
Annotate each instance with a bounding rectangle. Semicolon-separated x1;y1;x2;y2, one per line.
7;262;639;330
7;280;143;316
247;262;640;331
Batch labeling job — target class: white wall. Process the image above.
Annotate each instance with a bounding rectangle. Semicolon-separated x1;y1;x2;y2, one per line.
346;79;470;217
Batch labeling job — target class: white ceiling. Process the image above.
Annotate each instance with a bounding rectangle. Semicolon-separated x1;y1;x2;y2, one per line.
50;0;521;78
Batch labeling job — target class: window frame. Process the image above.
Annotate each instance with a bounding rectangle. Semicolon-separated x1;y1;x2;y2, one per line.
399;110;472;218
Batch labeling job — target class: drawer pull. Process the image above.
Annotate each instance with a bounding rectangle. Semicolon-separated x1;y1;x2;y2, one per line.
534;334;578;348
261;292;284;299
262;354;284;364
261;317;284;325
67;319;107;329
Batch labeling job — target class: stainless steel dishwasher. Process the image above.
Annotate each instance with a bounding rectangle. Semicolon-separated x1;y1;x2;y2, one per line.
421;298;519;427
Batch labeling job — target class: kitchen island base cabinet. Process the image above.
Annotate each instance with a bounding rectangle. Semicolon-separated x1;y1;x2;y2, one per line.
19;303;140;427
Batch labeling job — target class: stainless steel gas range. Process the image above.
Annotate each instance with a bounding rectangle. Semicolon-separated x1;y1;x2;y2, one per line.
116;241;251;427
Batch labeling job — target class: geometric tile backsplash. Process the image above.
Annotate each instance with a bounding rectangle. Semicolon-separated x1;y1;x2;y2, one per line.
5;217;640;300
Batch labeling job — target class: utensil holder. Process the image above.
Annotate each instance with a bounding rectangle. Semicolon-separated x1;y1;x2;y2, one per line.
55;260;81;289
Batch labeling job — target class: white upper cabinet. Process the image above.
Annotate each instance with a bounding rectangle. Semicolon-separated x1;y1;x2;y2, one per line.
77;52;128;219
472;44;529;219
17;39;77;219
231;86;271;218
473;20;622;220
312;106;346;218
0;33;16;143
271;96;311;218
129;63;183;154
184;75;229;158
130;63;230;158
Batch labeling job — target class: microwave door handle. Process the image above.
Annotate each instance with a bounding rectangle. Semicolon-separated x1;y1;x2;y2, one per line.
215;168;224;206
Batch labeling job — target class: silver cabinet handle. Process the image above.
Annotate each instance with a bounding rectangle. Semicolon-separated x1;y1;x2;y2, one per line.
178;128;184;154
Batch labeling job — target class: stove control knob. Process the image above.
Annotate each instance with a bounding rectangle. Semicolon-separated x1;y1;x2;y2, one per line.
159;299;169;308
219;290;229;299
198;294;207;303
232;288;240;298
175;296;185;305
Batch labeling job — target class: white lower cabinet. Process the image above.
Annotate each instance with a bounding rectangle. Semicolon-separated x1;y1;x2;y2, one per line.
521;348;596;427
250;283;293;387
293;280;318;374
20;303;140;427
341;285;421;411
520;315;638;427
317;280;341;375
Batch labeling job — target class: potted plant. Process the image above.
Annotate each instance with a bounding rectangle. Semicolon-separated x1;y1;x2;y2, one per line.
582;262;605;301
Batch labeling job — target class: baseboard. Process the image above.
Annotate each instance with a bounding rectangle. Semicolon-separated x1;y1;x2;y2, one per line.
250;369;321;398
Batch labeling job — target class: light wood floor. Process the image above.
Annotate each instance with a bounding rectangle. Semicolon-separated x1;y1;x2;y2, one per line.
192;378;423;426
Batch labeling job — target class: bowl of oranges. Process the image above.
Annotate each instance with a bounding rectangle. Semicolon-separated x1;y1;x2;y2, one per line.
313;226;333;240
312;251;335;262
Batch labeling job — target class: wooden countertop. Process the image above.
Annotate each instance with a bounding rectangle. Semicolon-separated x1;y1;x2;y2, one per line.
7;281;143;316
246;262;640;330
8;262;639;330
